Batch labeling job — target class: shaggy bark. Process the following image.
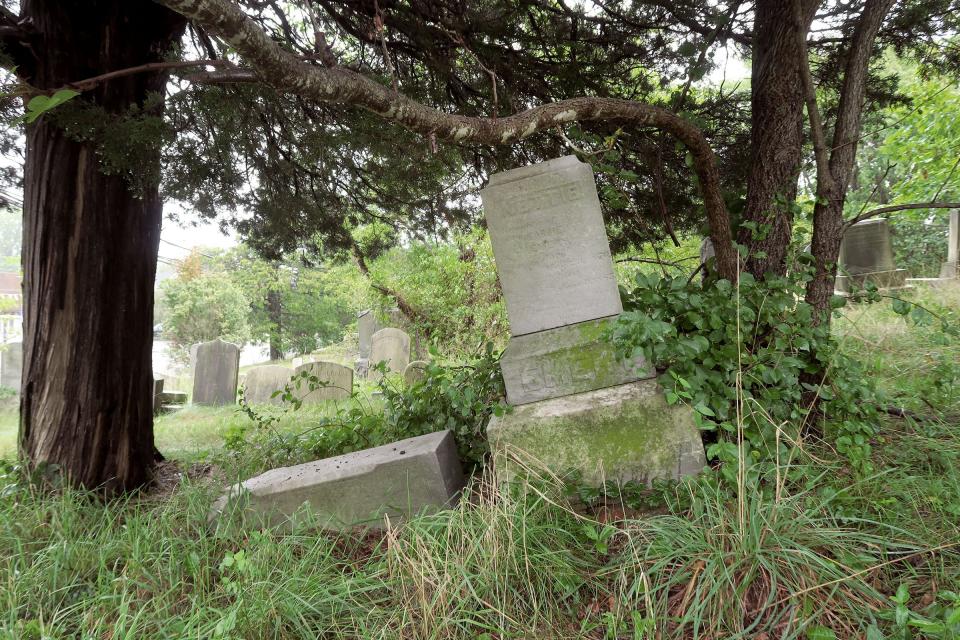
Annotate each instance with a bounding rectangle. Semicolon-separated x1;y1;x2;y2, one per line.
155;0;739;281
738;0;818;278
804;0;896;316
18;1;185;493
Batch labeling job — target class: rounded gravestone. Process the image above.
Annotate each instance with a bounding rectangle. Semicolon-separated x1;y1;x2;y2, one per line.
243;365;294;405
191;339;241;406
404;360;429;386
294;361;353;403
0;340;22;391
369;328;411;381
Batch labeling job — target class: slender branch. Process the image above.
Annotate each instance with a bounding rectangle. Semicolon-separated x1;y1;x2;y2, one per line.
846;201;960;227
155;0;739;280
794;0;834;194
66;59;234;91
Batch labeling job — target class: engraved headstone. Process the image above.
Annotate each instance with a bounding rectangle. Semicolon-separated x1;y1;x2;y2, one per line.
0;341;21;391
294;361;353;403
836;218;908;293
940;210;959;279
403;360;429;386
481;156;704;485
242;365;294;405
368;328;411;381
191;339;240;406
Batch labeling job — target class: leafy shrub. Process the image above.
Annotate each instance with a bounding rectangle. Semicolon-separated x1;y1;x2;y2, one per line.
612;270;883;472
228;346;505;475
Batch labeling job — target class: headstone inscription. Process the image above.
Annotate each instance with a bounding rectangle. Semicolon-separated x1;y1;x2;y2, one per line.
293;361;353;403
210;430;465;530
940;210;959;279
242;365;294;405
835;218;908;293
191;339;240;406
368;328;411;381
0;341;22;391
481;156;705;485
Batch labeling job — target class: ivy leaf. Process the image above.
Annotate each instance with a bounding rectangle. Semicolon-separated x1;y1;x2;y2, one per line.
24;89;80;124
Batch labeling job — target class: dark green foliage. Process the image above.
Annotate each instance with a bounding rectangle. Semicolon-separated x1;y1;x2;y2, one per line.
613;270;884;472
891;216;951;277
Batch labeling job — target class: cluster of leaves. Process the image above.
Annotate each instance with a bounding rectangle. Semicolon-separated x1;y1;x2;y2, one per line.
160;269;250;363
228;347;505;475
612;269;884;473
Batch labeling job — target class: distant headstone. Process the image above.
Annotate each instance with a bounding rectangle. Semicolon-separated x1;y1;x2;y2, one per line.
403;360;429;386
210;430;465;530
291;355;317;369
940;210;959;279
191;339;240;406
480;156;705;485
357;310;378;359
242;365;294;405
153;378;165;415
368;328;411;381
293;361;353;403
835;218;908;293
0;341;21;391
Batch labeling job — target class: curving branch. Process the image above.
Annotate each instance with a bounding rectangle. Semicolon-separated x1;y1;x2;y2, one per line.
845;202;960;227
155;0;738;280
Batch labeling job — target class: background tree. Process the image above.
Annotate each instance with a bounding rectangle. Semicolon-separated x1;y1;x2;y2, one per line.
161;270;250;362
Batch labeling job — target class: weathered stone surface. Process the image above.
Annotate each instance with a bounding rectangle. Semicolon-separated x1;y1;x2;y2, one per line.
404;360;429;386
0;341;21;390
354;358;370;379
369;328;411;380
294;361;353;402
211;430;466;529
480;155;622;336
488;379;706;486
191;339;240;406
153;378;165;415
159;391;188;404
500;316;653;405
357;309;379;359
840;218;896;274
242;365;294;405
940;210;959;279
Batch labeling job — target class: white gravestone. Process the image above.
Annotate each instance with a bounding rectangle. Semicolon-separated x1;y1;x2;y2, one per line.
294;361;353;403
0;340;22;391
242;365;294;405
368;328;411;381
481;156;705;485
191;339;240;406
940;210;959;279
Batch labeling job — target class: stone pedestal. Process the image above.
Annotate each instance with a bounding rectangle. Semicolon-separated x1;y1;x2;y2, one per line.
836;218;909;294
480;156;705;485
488;380;705;485
940;210;959;279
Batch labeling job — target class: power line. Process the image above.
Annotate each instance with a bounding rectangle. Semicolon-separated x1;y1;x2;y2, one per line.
159;238;216;259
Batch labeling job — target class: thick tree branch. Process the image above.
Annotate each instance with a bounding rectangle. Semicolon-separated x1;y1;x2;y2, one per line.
794;0;833;195
0;6;36;74
155;0;738;281
845;202;960;227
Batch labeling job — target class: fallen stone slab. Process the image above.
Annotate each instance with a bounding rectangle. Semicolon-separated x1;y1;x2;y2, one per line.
211;430;466;529
158;391;188;405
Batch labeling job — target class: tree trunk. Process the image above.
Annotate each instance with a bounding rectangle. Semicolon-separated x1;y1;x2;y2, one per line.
267;289;283;360
18;1;185;493
738;0;818;278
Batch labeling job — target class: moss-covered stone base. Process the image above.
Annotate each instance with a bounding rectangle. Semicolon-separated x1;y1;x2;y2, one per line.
487;379;706;486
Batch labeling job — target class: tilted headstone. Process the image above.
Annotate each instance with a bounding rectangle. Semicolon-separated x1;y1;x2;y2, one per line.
153;377;165;415
403;360;429;386
210;430;465;530
368;328;411;381
940;210;959;279
242;364;294;405
835;218;908;293
191;339;240;406
293;361;353;403
480;156;705;485
0;341;22;391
